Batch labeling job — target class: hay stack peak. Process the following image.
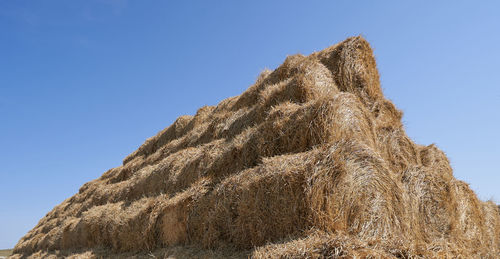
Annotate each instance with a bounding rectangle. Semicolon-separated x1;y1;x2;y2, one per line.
13;36;500;258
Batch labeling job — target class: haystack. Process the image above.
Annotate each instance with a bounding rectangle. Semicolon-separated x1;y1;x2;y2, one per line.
12;36;500;258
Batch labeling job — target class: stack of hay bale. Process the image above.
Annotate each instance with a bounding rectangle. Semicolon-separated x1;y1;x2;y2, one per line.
12;37;500;258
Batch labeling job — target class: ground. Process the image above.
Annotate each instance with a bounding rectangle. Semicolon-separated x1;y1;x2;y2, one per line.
0;249;12;258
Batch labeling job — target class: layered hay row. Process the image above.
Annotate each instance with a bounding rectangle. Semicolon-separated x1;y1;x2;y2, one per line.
13;36;500;258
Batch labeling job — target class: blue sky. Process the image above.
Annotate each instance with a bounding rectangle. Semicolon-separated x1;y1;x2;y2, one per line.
1;0;499;249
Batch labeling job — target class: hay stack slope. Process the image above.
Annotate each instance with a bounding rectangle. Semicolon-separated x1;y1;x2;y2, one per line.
13;36;500;258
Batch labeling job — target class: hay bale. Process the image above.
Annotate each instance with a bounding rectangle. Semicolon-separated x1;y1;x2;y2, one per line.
123;115;193;165
377;127;421;174
187;149;319;249
419;143;454;179
315;36;383;104
257;93;376;158
401;166;456;242
307;140;409;242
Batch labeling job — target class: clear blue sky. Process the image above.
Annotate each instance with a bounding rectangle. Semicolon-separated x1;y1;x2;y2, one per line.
1;1;499;249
